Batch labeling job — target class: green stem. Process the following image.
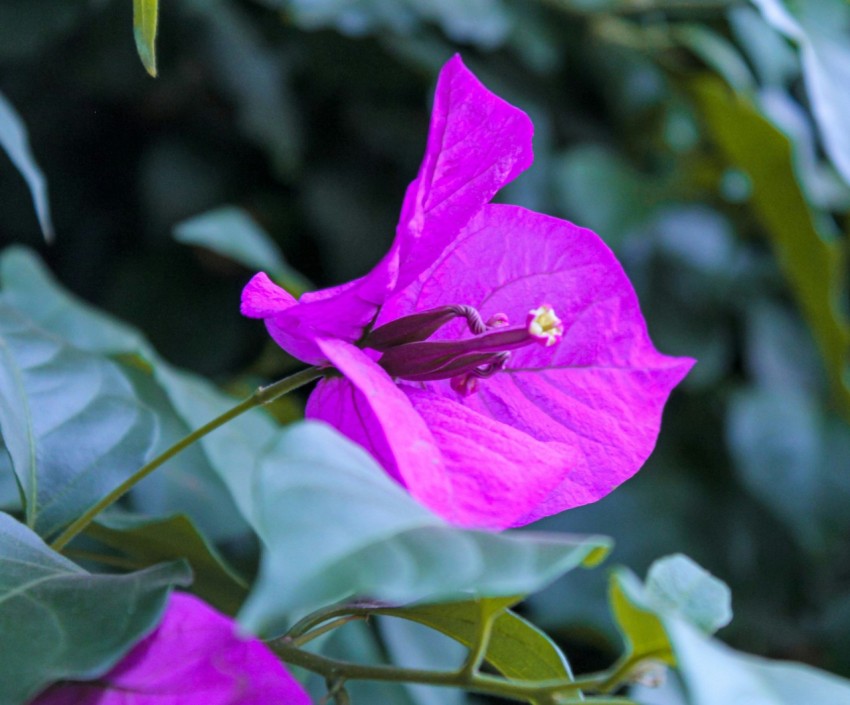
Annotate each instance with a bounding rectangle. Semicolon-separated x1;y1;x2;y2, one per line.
51;366;323;551
459;600;497;678
290;616;365;647
273;640;594;704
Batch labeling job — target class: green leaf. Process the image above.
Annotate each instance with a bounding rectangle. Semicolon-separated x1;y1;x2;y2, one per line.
690;76;850;418
609;568;675;666
174;206;312;295
0;247;258;541
644;554;732;635
611;558;850;702
752;0;850;185
133;0;159;77
666;617;850;705
0;303;157;538
235;421;611;636
378;598;574;681
86;513;248;615
0;511;191;704
0;90;53;241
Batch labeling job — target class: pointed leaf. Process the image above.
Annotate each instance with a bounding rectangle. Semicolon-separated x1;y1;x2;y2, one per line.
0;303;157;537
378;598;574;681
0;511;190;704
236;421;611;635
133;0;159;77
0;90;53;241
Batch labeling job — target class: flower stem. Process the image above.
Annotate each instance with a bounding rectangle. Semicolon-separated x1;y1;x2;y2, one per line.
51;366;324;552
272;638;636;704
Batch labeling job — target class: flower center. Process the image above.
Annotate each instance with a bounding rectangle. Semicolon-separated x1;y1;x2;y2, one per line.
363;303;564;396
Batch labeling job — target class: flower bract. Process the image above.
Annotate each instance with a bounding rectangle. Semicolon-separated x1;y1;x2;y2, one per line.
242;55;694;529
32;593;310;705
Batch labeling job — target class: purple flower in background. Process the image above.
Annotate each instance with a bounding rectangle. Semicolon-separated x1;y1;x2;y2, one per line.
33;593;310;705
242;55;694;529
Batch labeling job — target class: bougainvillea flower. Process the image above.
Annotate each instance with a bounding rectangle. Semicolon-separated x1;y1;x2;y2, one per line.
32;593;310;705
242;55;694;529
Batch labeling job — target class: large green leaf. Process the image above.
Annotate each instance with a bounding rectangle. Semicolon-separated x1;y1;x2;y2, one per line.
0;247;259;541
0;511;191;704
691;76;850;418
378;598;574;681
0;90;52;241
236;422;611;636
0;303;157;538
133;0;159;77
86;513;248;615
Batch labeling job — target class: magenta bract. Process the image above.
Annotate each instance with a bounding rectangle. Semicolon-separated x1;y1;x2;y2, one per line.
32;593;310;705
242;55;694;530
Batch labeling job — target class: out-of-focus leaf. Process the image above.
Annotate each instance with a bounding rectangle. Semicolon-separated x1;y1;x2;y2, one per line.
752;0;850;186
691;76;850;418
757;88;850;211
609;554;731;668
182;0;302;175
306;620;418;705
728;6;798;88
174;206;311;295
667;617;850;705
133;0;159;77
86;513;248;615
553;145;669;248
610;569;675;666
611;558;850;703
672;25;755;92
378;598;574;681
0;511;190;705
0;90;53;241
235;422;611;635
0;303;157;538
644;555;732;635
275;0;512;49
379;618;467;705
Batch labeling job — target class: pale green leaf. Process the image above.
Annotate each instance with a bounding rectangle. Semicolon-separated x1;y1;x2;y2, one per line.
236;421;611;635
174;206;311;295
644;554;732;635
0;90;53;241
0;303;157;538
0;511;191;704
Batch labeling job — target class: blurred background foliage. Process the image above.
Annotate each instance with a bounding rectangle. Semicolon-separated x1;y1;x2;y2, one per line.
1;0;850;700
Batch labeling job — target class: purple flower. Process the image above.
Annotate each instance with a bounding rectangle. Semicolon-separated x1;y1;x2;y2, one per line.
32;593;310;705
242;55;694;530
